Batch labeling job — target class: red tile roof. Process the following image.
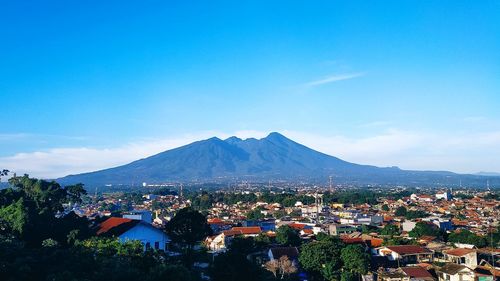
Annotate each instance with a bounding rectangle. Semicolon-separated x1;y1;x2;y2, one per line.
208;218;225;225
289;223;307;230
341;237;364;244
367;238;384;248
401;267;433;278
96;217;140;236
222;230;242;237
302;229;314;234
231;226;262;235
445;248;476;256
386;245;432;255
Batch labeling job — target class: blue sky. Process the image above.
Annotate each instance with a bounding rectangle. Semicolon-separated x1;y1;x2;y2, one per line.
1;1;499;178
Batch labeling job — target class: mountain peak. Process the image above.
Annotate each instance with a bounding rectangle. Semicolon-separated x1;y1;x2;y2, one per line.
265;132;288;140
224;136;242;145
205;136;223;142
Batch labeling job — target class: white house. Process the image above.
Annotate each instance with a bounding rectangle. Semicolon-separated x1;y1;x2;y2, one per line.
443;248;478;269
96;217;170;251
376;245;433;265
205;229;240;252
437;263;475;281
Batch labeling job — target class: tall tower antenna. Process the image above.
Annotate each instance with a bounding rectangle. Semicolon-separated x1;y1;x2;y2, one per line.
486;179;490;191
329;176;333;192
180;183;184;198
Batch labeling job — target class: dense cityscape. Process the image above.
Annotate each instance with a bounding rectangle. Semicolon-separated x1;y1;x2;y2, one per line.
1;171;498;281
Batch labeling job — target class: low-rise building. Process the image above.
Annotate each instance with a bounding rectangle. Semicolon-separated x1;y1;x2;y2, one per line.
96;217;170;251
376;245;433;265
436;263;474;281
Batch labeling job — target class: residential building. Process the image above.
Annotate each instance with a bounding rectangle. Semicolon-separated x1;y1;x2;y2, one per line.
436;263;474;281
376;245;433;265
328;224;359;236
96;217;170;251
443;248;478;269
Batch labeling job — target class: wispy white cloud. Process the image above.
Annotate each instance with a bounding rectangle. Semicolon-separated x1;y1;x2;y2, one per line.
358;121;391;128
1;129;500;179
0;133;31;141
304;72;365;87
0;133;89;142
463;116;487;122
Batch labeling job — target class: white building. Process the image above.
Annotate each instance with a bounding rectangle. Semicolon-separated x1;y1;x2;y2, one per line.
402;220;417;232
436;190;452;201
443;248;478;269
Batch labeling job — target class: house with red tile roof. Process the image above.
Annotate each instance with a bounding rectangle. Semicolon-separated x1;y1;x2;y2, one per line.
443;248;478;269
400;266;435;281
231;226;262;236
96;217;170;251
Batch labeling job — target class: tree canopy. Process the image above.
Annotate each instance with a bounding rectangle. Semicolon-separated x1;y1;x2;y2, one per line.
409;222;441;238
276;225;301;247
165;207;212;247
0;174;91;247
341;244;370;277
299;236;345;280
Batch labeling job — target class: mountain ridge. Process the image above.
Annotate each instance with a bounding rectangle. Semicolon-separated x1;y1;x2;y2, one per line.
57;132;499;187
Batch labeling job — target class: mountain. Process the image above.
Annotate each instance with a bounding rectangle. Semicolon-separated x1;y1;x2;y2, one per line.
475;171;500;177
57;132;500;187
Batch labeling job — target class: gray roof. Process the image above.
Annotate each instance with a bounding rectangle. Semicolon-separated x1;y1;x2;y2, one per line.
438;263;469;275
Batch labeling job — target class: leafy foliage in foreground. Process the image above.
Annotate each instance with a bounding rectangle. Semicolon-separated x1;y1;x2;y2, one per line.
0;174;197;281
0;237;196;281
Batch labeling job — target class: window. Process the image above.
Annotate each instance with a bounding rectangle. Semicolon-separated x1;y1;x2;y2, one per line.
154;241;160;249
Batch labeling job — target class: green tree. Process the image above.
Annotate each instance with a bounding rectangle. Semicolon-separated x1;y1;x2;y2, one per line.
341;271;357;281
405;210;429;220
254;232;271;249
211;251;268;281
361;224;379;234
381;204;390;211
229;236;255;255
409;222;441;238
276;225;301;247
394;206;407;217
165;207;212;248
448;230;487;247
146;264;194;281
299;236;344;280
341;244;370;277
246;208;265;220
65;183;87;204
380;224;400;236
